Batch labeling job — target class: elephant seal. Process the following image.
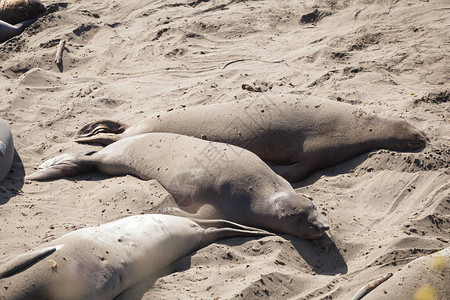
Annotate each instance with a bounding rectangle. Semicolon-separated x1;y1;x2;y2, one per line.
0;0;46;24
355;247;449;300
0;118;14;183
0;19;36;43
76;97;428;182
27;133;330;239
0;214;271;300
0;0;46;43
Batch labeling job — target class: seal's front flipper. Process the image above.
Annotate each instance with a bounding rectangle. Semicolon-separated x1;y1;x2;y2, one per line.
0;246;60;279
267;160;312;183
76;120;128;145
26;153;96;181
200;226;273;248
0;19;37;44
160;207;195;217
160;204;217;219
15;19;37;30
75;134;121;145
191;218;272;233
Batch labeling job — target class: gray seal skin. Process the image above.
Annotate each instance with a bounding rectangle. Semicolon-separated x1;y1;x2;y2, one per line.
0;214;271;300
0;118;14;183
27;133;330;239
76;98;428;182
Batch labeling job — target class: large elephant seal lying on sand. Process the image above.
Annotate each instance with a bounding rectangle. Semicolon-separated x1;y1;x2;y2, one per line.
0;0;46;43
0;118;14;183
27;133;330;239
0;214;271;300
354;247;449;300
76;98;428;182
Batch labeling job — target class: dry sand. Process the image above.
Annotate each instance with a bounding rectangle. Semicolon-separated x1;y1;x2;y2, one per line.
0;0;449;299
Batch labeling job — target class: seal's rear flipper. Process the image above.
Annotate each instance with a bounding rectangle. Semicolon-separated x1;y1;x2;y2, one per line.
26;153;96;181
267;160;312;183
75;134;121;145
160;204;217;219
200;226;273;248
161;207;274;242
76;120;128;145
0;246;60;279
192;218;272;232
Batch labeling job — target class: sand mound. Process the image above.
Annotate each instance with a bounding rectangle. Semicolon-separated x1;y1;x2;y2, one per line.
1;0;448;299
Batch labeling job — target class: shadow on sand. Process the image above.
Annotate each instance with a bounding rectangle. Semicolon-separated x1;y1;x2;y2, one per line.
289;233;348;275
292;146;427;189
115;232;347;299
0;150;25;205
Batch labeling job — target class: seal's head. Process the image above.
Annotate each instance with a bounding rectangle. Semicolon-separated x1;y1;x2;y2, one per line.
27;0;47;15
21;0;47;20
1;0;47;24
385;120;428;151
269;192;329;239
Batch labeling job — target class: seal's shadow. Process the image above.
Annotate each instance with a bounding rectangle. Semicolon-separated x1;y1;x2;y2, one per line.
115;234;347;299
293;153;371;188
293;146;427;188
114;274;160;300
289;233;348;275
114;237;270;300
221;234;347;276
0;149;25;205
112;248;195;300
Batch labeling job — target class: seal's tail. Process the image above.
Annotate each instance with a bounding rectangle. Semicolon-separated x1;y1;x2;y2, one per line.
0;246;60;279
26;153;96;181
75;120;128;145
192;218;274;247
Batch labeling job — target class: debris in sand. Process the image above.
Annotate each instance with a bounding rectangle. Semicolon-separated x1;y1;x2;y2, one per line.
351;273;393;300
54;39;65;66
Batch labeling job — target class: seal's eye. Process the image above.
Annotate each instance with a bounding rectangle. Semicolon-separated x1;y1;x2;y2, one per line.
312;204;317;210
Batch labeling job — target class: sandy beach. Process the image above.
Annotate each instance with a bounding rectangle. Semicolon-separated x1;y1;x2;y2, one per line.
0;0;449;299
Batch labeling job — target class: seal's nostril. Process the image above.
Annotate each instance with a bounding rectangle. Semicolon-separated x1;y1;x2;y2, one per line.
313;222;329;232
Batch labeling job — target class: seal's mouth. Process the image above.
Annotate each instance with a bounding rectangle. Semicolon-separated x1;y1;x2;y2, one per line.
409;141;422;147
304;222;330;239
407;131;429;150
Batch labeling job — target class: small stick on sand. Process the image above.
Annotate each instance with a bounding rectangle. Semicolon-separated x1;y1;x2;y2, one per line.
351;273;393;300
221;59;248;70
220;58;286;70
55;39;66;66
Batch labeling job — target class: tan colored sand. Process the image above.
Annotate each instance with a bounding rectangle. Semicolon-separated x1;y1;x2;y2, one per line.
0;0;448;299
